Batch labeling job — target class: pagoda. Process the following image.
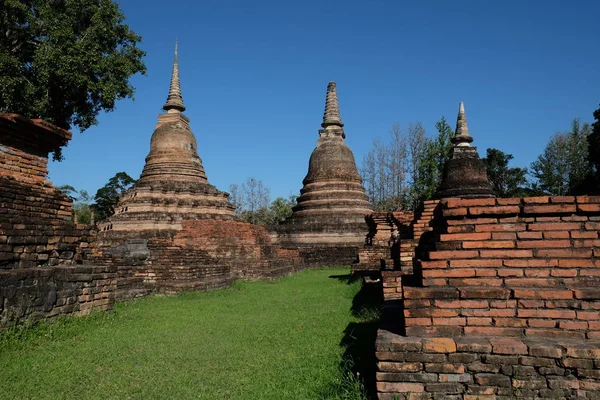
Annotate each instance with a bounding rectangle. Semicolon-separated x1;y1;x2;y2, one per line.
277;82;372;264
101;42;235;232
436;102;496;199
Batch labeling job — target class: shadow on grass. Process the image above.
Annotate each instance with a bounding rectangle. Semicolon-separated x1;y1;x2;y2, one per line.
328;274;382;400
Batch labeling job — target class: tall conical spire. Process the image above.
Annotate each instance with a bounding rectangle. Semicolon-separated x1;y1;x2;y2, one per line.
452;101;473;146
321;82;344;128
163;40;186;113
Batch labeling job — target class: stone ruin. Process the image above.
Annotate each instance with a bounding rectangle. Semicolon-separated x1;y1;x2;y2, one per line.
0;114;115;326
276;82;373;266
1;45;599;398
356;103;600;399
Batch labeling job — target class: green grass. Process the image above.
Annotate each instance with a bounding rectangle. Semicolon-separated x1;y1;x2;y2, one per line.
0;268;376;400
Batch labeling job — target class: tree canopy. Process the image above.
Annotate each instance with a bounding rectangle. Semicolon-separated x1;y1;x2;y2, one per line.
482;148;528;198
0;0;146;136
93;171;136;221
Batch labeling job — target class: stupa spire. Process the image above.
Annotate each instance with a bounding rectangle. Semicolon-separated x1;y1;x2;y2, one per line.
163;40;186;113
452;101;473;146
321;82;344;128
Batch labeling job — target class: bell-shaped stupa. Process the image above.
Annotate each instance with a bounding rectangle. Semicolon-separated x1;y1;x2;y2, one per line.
436;102;495;199
101;42;235;231
277;82;372;264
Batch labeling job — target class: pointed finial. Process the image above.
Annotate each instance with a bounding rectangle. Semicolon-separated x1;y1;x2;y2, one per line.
321;82;344;128
452;101;473;146
163;40;186;113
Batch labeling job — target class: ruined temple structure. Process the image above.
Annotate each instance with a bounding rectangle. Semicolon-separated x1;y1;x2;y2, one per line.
436;102;496;199
367;103;600;399
0;114;115;327
276;82;373;266
91;43;302;298
101;41;235;232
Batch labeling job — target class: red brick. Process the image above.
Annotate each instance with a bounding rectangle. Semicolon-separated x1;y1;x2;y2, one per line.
490;337;527;354
573;239;600;248
377;361;423;372
449;278;501;287
434;300;489;309
585;221;600;230
518;309;576;319
536;249;592;258
550;196;576;203
420;260;448;269
492;232;517;240
504;278;559;287
550;269;578;277
447;225;474;233
528;319;557;328
522;196;550;204
559;321;588;330
423;269;475;278
543;231;570;239
469;206;520;216
573;289;600;299
578;204;600;212
450;259;502;268
432;317;466;326
440;232;491;242
463;240;515;249
517;231;543;239
446;198;496;208
565;344;600;359
444;207;468;217
404;287;459;299
475;223;527;232
479;249;532;258
429;250;479;260
490;300;517;308
528;222;582;231
422;338;456;353
422;278;448;286
464;327;522;336
503;259;558;268
517;240;571;248
460;288;511;299
577;311;600;320
405;317;432;326
526;329;586;339
405;309;458;318
558;259;595;268
513;289;572;299
523;268;550;277
524;204;577;214
497;269;523;277
464;309;515;318
576;195;600;203
376;382;424;393
571;231;598;239
467;317;492;326
493;318;527;327
404;300;431;308
475;269;498;277
497;198;522;205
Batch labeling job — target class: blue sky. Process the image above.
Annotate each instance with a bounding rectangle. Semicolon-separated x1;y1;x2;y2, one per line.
48;0;600;200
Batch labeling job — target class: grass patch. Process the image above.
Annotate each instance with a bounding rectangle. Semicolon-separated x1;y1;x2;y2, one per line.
0;268;378;399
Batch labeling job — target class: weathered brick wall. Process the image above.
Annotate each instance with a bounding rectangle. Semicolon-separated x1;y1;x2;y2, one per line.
377;331;600;399
0;266;115;328
92;219;304;299
376;196;600;399
0;114;117;327
404;196;600;339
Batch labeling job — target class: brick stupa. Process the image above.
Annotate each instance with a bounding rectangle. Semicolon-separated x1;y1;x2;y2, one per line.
436;102;495;199
276;82;372;265
102;42;235;232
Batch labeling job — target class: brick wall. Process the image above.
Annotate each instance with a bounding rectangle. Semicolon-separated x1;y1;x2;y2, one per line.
0;114;116;327
404;196;600;339
377;331;600;399
92;219;304;299
376;196;600;399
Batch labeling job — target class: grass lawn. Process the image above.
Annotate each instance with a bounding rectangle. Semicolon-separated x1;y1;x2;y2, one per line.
0;268;376;400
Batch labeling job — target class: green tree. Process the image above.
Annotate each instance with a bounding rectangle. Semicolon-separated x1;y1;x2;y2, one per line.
93;172;135;221
531;118;592;195
0;0;146;138
268;195;296;225
482;148;527;197
586;105;600;193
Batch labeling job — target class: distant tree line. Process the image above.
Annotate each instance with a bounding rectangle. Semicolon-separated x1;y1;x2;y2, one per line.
361;104;600;211
229;178;297;227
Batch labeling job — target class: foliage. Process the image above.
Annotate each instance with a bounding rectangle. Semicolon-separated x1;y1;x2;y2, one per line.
361;117;453;211
93;171;135;221
0;268;368;400
229;178;297;226
0;0;146;140
56;185;94;224
530;118;592;195
482;148;528;197
586;105;600;193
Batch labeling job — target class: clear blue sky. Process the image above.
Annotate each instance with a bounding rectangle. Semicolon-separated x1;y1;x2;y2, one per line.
48;0;600;200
